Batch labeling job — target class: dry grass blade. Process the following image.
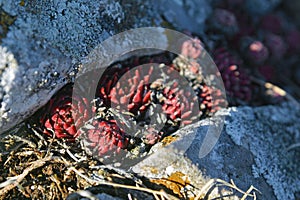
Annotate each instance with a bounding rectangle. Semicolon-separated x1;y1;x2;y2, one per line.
70;167;178;200
194;178;260;200
287;143;300;151
227;179;260;197
8;135;36;149
241;185;258;200
251;77;298;104
197;178;215;197
0;154;52;196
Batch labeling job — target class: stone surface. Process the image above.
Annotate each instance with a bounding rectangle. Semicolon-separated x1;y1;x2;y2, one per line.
0;0;162;134
225;103;300;200
133;102;300;199
244;0;282;15
67;191;122;200
153;0;212;35
283;0;300;27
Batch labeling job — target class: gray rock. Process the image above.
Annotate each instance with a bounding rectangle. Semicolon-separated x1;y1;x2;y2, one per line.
67;190;122;200
0;35;73;135
283;0;300;27
244;0;282;16
133;102;300;199
153;0;212;35
225;103;300;200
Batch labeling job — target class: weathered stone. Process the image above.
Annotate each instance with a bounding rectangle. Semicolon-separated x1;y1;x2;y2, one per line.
67;191;122;200
244;0;282;15
153;0;212;35
133;102;300;199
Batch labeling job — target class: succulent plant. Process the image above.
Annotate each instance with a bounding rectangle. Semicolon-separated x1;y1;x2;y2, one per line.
257;65;275;81
213;47;252;103
172;55;227;115
78;118;131;157
207;8;239;37
264;33;287;60
240;37;269;65
39;84;92;140
180;38;203;59
285;29;300;53
260;14;285;34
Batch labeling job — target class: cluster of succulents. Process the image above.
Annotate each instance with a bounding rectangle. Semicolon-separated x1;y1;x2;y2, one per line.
33;39;228;160
207;0;300;99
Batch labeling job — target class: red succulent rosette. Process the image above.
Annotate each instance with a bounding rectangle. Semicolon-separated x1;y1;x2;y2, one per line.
108;65;154;115
240;37;269;65
39;84;92;140
213;47;252;103
94;47;227;146
198;84;227;114
173;41;227;116
78;118;131;157
160;81;197;125
264;33;287;60
285;29;300;53
260;14;285;35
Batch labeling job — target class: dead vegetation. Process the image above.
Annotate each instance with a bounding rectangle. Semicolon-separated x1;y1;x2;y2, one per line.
0;123;259;200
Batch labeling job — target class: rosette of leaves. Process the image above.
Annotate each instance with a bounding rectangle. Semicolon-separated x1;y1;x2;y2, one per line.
213;47;252;103
36;84;93;140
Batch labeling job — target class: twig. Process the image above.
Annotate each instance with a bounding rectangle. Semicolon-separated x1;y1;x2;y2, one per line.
69;167;176;200
195;178;215;199
241;185;257;200
0;154;52;196
68;167;98;185
227;179;260;197
251;77;298;105
15;150;35;156
55;140;87;163
49;174;65;198
3;155;13;166
57;155;72;166
287;143;300;151
28;125;48;148
194;178;260;200
128;193;133;200
9;135;36;148
91;165;144;186
45;138;55;158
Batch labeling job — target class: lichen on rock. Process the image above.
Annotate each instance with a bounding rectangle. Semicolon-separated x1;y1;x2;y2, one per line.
226;102;300;199
153;0;212;35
